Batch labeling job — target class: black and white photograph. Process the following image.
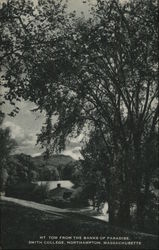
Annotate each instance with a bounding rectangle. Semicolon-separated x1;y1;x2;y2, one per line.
0;0;158;249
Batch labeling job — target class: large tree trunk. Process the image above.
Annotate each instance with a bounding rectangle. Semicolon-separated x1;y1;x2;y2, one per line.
133;134;145;230
117;148;131;228
136;188;145;230
106;174;116;225
108;198;115;225
136;169;151;231
118;191;131;228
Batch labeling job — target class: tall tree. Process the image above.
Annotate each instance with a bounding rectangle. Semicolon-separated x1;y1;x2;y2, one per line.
80;129;111;211
0;111;16;191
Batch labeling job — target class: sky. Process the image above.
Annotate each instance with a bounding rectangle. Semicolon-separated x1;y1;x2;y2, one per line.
1;0;92;160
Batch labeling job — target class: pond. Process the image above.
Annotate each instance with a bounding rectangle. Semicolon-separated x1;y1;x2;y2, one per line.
91;202;109;222
34;180;74;190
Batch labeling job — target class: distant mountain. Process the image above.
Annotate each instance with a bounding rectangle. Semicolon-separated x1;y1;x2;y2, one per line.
7;153;77;182
32;154;76;168
8;153;76;173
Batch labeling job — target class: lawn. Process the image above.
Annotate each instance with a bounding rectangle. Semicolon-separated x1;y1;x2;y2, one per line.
0;201;158;250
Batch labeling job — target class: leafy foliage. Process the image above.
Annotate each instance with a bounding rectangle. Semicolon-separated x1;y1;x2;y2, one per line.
0;112;16;191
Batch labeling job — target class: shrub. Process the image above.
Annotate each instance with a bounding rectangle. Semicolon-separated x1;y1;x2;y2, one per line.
44;197;70;208
32;183;49;202
5;183;37;200
5;182;49;202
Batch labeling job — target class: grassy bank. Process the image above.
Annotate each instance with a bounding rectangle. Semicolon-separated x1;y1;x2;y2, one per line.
0;200;158;250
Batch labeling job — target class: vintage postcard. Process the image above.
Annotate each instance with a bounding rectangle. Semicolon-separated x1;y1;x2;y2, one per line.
0;0;158;249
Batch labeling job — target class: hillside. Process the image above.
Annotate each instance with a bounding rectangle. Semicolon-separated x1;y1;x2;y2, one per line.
7;153;77;183
9;153;76;169
32;154;76;168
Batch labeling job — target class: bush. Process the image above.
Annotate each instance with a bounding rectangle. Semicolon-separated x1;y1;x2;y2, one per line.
5;182;49;202
32;183;49;202
70;187;89;208
5;183;37;200
44;197;70;208
144;193;158;234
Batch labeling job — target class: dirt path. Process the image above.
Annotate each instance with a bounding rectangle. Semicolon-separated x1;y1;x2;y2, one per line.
0;196;108;221
0;196;68;218
1;196;157;241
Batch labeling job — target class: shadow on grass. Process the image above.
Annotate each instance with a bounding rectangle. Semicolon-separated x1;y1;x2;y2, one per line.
0;201;158;250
